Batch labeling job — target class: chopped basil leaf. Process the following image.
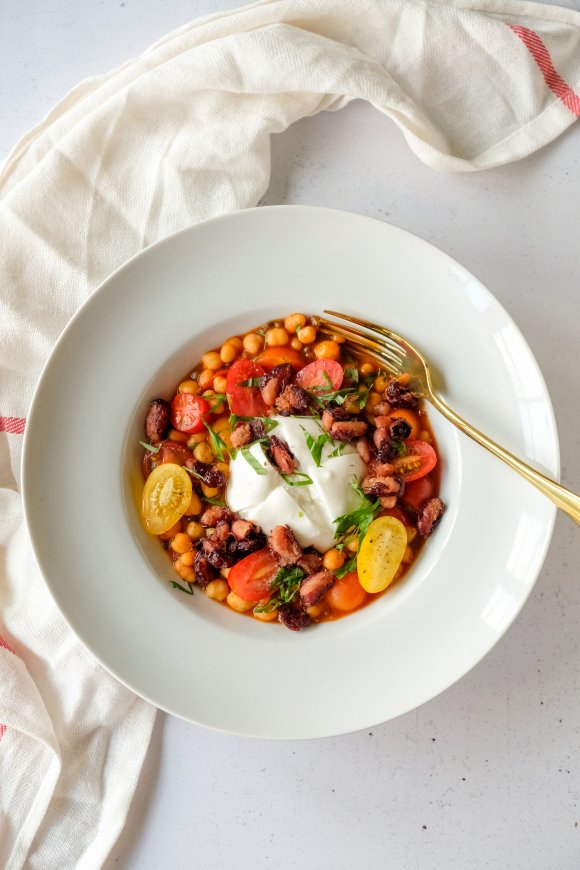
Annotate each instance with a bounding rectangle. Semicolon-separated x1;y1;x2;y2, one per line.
208;393;228;412
241;445;268;475
203;419;227;461
238;377;263;388
328;442;347;458
343;366;359;384
139;441;160;453
183;466;205;481
335;554;357;579
255;565;305;613
333;482;380;543
170;580;195;595
301;426;333;466
282;472;313;486
204;495;227;507
391;440;408;457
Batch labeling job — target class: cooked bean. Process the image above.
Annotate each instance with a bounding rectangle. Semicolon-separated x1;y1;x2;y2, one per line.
206;579;230;601
187;432;208;448
186;521;204;540
201;483;220;498
193;442;213;464
266;327;290;347
185;492;203;516
227;591;255;612
202;351;222;371
168;429;190;443
173;560;196;582
219;342;238;364
170;533;193;554
180;551;197;567
213;376;228;394
284;313;306;333
159;520;182;541
296;325;316;344
253;607;278;622
322;548;346;571
243;333;263;354
198;369;215;390
314;340;340;361
178;380;200;394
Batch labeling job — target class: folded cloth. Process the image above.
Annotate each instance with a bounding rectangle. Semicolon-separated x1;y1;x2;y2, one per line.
1;0;578;866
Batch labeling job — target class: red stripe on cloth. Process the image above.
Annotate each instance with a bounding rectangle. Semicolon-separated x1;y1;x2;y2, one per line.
0;725;6;741
508;24;580;117
0;637;15;743
0;416;26;434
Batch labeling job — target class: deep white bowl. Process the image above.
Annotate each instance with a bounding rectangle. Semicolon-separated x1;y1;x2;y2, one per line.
22;206;559;738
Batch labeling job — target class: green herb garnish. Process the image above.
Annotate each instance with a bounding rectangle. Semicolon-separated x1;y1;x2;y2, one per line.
207;392;228;412
229;414;278;433
390;440;408;457
203;419;227;461
335;554;358;579
255;565;305;613
204;495;227;507
170;580;195;595
240;445;268;475
333;482;380;543
328;442;347;458
282;472;313;486
139;441;160;453
302;427;333;467
238;377;263;388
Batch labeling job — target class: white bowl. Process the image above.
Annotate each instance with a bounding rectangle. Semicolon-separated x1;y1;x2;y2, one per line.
22;206;559;738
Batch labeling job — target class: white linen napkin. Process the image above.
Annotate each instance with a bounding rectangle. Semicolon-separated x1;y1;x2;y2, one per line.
1;0;579;866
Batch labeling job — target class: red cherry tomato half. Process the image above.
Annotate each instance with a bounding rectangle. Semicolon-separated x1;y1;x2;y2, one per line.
171;394;211;434
227;547;280;602
402;475;435;510
379;505;412;526
255;346;305;371
225;359;269;416
295;359;344;392
392;440;437;483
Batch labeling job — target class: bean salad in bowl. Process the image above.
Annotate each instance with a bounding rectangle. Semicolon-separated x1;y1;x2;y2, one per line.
140;313;445;631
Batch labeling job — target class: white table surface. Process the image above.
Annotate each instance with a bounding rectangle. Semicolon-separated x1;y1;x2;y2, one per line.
3;1;580;867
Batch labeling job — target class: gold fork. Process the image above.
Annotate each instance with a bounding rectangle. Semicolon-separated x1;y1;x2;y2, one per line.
320;310;580;525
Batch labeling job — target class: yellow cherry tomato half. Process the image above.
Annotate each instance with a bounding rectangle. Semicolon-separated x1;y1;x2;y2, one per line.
141;463;193;535
357;516;407;593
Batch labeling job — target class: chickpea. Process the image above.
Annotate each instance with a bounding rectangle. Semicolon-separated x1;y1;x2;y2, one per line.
226;336;243;351
360;361;377;375
206;579;230;601
220;431;233;451
170;532;193;554
168;428;189;443
220;567;231;579
201;351;222;371
185;492;203;516
213;376;227;394
227;590;255;612
253;607;278;622
178;379;200;394
419;430;432;443
173;559;196;582
306;603;325;619
159;520;181;541
193;442;213;464
330;333;345;344
406;527;417;544
219;342;238;364
364;392;383;414
374;374;388;393
198;369;215;390
402;545;414;564
398;372;411;386
201;483;220;498
342;394;361;414
297;325;317;344
180;550;196;567
186;521;204;540
346;537;359;554
243;333;264;355
215;461;230;478
213;417;230;433
290;336;303;351
284;313;307;333
187;431;208;448
314;340;340;361
266;327;290;347
323;548;346;571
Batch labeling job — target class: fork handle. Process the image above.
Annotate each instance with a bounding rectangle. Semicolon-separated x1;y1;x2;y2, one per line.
429;393;580;525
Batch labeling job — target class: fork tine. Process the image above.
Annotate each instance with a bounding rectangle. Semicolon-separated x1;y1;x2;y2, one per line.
324;309;419;360
318;320;406;373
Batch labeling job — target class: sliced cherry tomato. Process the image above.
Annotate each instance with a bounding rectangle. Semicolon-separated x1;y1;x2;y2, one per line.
403;475;434;510
389;408;420;441
141;463;192;535
326;571;367;612
392;440;437;482
255;346;305;371
228;547;279;602
357;516;407;593
295;359;343;392
225;359;268;416
171;394;211;434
